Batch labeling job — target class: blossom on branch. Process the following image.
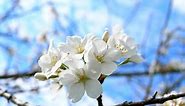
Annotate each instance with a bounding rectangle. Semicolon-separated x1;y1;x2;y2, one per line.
59;34;96;59
34;26;143;103
35;41;69;80
107;25;144;63
157;91;185;106
59;64;102;102
84;38;119;75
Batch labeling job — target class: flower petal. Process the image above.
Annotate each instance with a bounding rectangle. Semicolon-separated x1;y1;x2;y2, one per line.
68;82;85;103
59;73;77;86
105;48;122;61
129;54;144;63
85;65;101;79
70;68;84;78
67;36;82;46
85;79;102;98
86;60;101;74
101;62;117;75
59;43;72;53
47;59;63;78
38;54;51;69
92;39;107;55
84;48;96;62
107;36;116;47
64;59;84;70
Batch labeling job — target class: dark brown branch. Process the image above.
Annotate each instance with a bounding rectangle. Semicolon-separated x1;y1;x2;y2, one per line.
97;75;106;106
116;92;185;106
111;63;184;77
97;95;103;106
0;65;183;79
110;70;181;77
0;71;38;79
0;88;29;106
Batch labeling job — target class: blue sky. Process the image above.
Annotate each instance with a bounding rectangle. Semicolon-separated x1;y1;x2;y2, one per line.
0;0;185;105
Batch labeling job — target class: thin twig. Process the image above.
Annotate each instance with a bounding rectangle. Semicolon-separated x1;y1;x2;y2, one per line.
162;74;185;95
97;75;106;106
110;70;181;77
0;88;29;106
116;92;185;106
0;67;182;79
0;71;38;79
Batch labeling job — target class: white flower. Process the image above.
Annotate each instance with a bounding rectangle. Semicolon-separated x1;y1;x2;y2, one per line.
107;25;143;63
84;39;119;75
162;99;185;106
59;34;96;59
35;41;68;80
157;91;185;106
59;64;102;103
34;27;145;103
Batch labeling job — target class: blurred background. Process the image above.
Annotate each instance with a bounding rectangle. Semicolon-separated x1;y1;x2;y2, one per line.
0;0;185;105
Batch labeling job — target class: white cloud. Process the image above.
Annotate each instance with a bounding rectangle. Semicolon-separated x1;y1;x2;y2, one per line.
173;0;185;15
19;0;36;11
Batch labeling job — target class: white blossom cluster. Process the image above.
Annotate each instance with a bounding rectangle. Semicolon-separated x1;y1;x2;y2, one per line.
34;26;143;103
157;91;185;106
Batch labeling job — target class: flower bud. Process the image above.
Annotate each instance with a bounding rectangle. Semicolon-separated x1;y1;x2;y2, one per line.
102;31;109;42
34;73;47;81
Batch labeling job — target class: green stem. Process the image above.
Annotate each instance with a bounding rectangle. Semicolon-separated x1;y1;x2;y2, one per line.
118;59;130;66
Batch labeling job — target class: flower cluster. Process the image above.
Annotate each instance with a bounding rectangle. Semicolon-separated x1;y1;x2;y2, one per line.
34;26;143;102
157;91;185;106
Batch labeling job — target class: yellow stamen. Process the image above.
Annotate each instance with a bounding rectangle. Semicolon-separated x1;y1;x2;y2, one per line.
51;56;58;65
76;45;84;54
115;44;128;55
96;55;104;63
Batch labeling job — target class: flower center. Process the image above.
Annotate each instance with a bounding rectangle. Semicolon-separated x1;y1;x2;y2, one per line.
115;44;128;55
76;69;89;83
96;55;104;63
79;75;88;82
51;56;58;66
76;45;84;54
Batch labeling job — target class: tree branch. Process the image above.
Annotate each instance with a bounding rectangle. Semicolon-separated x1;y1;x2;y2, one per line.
116;92;185;106
97;75;106;106
110;70;181;77
111;63;184;77
0;71;38;79
0;88;29;106
0;65;183;79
